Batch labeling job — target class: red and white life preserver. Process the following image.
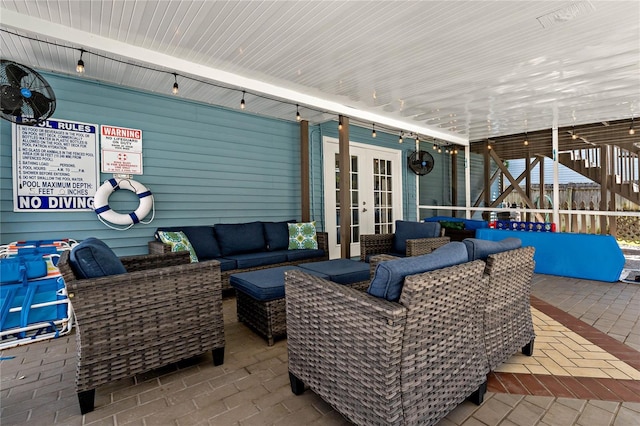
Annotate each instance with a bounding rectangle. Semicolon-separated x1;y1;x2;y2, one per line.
93;178;153;226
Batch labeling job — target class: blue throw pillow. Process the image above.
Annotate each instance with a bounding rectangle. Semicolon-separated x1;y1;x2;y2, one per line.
263;220;295;251
215;222;266;256
393;220;441;254
69;237;127;279
463;237;522;261
368;241;468;302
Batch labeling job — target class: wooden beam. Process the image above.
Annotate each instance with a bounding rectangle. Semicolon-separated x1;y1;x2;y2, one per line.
483;145;490;220
300;120;310;222
600;145;608;234
473;168;500;207
488;157;541;208
339;116;351;259
489;150;545;222
451;152;458;216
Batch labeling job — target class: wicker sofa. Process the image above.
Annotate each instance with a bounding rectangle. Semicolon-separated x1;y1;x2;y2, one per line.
359;220;450;262
148;221;329;292
58;240;225;414
286;242;490;425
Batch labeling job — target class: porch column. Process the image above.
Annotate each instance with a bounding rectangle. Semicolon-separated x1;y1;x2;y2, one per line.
339;116;351;259
552;126;560;226
300;120;310;222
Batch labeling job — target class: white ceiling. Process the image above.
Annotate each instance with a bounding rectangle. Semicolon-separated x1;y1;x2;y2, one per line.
1;0;639;145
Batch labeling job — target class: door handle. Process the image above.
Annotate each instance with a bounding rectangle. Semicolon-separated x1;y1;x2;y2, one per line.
362;208;368;213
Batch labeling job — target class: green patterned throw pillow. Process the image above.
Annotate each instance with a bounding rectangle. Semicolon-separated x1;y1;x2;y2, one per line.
157;230;198;263
288;221;318;250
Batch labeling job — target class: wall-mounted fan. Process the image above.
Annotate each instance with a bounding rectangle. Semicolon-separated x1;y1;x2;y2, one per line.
1;60;56;125
408;150;435;175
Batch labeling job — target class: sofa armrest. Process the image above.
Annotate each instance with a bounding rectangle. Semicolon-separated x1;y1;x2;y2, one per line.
120;251;192;272
148;240;171;255
406;236;450;256
316;231;329;255
369;254;401;279
360;233;395;261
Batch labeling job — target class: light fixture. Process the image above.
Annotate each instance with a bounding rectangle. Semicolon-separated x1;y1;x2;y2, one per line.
487;140;492;150
453;147;459;155
76;49;85;73
438;147;442;153
630;117;635;135
571;126;578;140
296;104;301;121
172;73;179;95
432;143;437;150
371;123;376;138
240;91;246;110
415;135;420;144
524;132;529;146
398;131;403;144
445;147;450;154
338;117;343;130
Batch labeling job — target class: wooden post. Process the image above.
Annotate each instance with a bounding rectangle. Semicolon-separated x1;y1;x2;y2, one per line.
339;116;351;259
451;151;458;217
483;144;491;221
599;145;608;235
300;120;310;222
525;149;531;221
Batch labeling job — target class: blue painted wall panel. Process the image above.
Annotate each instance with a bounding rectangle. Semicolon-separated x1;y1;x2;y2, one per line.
0;72;303;256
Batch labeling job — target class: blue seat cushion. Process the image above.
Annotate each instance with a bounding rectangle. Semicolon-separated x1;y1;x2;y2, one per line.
156;226;221;260
213;257;237;272
69;237;127;279
368;241;468;302
263;220;295;251
224;252;288;269
230;265;328;301
284;249;326;262
298;259;370;285
215;222;266;256
463;237;522;261
393;220;441;253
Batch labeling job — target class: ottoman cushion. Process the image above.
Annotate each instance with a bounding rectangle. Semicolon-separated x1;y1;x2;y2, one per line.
298;259;370;285
230;266;328;301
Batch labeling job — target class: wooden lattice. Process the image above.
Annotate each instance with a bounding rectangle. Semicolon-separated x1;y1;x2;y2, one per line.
616;216;640;243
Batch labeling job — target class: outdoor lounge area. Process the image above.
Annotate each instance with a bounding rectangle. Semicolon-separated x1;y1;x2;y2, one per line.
2;259;640;425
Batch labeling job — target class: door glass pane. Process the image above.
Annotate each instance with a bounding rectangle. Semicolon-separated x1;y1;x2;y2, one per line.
373;156;393;234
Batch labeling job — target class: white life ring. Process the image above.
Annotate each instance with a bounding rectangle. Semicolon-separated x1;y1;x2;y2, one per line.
94;178;154;226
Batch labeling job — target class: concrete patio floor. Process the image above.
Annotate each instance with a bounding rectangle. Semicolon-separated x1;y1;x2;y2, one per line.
1;273;639;426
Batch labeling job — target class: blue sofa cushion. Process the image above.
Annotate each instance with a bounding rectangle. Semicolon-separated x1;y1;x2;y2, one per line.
263;220;295;251
69;237;127;279
215;222;266;256
393;220;441;254
230;265;329;301
156;226;221;260
224;251;288;269
284;249;326;262
368;242;468;302
298;259;370;285
463;237;522;261
213;257;237;272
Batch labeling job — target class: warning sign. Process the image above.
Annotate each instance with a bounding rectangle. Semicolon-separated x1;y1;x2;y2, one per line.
100;125;143;174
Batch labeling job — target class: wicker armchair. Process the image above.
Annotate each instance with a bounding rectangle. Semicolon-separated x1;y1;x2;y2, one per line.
482;246;536;370
360;233;450;261
58;250;225;414
285;261;489;426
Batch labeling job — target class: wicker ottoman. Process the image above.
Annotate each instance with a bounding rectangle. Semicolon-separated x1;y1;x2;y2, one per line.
298;258;370;291
230;266;329;345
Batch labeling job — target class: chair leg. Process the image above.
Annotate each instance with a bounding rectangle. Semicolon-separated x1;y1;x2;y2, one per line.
78;389;95;414
289;372;305;395
468;380;487;405
212;347;225;366
522;339;535;356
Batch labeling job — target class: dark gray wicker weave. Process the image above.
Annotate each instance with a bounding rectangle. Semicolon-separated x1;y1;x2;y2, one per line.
236;276;370;346
483;246;536;370
149;232;329;293
359;233;450;261
285;262;489;426
58;250;226;414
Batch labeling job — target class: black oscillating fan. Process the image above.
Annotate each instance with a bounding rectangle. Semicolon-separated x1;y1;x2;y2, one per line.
1;60;56;125
407;150;435;175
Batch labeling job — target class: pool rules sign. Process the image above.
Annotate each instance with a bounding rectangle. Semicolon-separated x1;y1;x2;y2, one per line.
12;119;99;212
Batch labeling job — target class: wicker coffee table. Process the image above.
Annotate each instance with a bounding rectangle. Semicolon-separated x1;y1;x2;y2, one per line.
230;260;371;345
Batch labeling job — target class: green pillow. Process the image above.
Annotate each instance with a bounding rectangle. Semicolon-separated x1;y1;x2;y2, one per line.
157;231;198;262
288;221;318;250
439;221;465;231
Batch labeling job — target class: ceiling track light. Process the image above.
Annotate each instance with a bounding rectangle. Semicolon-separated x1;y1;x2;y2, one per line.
371;123;376;138
172;73;179;95
630;117;635;135
76;48;85;73
296;104;301;122
240;91;246;110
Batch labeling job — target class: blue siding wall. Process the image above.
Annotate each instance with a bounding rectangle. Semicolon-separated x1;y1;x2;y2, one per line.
1;72;302;256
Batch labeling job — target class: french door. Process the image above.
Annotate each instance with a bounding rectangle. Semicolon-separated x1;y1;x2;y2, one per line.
323;137;403;259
